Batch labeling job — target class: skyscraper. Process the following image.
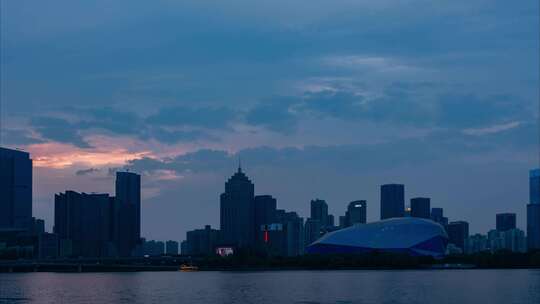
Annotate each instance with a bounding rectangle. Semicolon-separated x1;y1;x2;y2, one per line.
380;184;405;220
496;213;516;232
410;197;430;219
431;208;448;226
446;221;469;251
166;240;179;255
327;214;335;228
304;218;322;247
114;171;141;257
220;166;255;248
254;195;277;245
310;199;329;228
54;191;114;257
528;169;540;251
185;225;220;255
530;169;540;204
345;200;367;226
276;211;304;256
0;147;32;230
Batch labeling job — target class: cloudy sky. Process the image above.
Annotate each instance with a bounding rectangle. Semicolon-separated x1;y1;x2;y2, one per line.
1;0;538;241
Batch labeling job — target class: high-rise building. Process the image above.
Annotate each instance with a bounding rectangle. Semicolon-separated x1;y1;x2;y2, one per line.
114;171;141;257
30;217;45;235
530;169;540;204
410;197;430;219
310;199;329;228
446;221;469;251
184;225;220;256
527;204;540;250
496;213;516;232
339;216;347;228
344;200;367;227
488;228;527;253
220;166;255;248
38;232;59;259
0;147;33;230
431;208;448;226
327;214;335;228
276;210;304;256
380;184;405;220
54;191;115;257
528;169;540;251
254;195;277;245
143;240;165;256
166;240;179;255
304;219;322;247
465;234;488;254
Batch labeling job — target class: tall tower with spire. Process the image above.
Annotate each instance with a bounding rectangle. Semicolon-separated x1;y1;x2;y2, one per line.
220;164;255;248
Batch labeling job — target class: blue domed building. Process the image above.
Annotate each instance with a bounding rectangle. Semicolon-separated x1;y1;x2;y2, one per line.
306;217;448;257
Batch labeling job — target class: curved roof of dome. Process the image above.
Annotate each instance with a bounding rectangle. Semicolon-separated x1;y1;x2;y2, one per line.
310;217;448;249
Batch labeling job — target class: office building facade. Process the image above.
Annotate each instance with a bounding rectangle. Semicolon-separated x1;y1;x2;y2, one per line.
446;221;469;251
220;167;255;248
166;240;179;255
0;147;33;230
410;197;430;219
431;208;448;226
380;184;405;220
54;191;115;257
184;225;220;256
528;169;540;251
114;171;141;257
304;218;322;247
496;213;516;232
310;199;329;228
254;195;277;246
344;200;367;227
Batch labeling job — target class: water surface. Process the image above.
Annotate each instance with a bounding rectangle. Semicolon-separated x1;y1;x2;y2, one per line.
1;269;539;304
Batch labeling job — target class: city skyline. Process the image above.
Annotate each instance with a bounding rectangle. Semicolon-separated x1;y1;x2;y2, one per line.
1;145;533;245
0;1;538;241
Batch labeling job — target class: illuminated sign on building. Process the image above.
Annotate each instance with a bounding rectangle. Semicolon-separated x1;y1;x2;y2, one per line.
215;247;234;257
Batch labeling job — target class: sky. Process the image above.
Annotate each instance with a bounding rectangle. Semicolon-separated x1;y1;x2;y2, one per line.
1;0;538;241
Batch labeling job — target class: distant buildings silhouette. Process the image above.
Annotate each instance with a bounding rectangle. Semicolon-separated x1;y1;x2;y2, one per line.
528;169;540;250
0;147;33;230
380;184;405;219
114;172;141;257
53;172;142;258
0;145;538;259
220;166;255;248
343;200;367;227
410;197;431;219
496;213;517;232
54;191;116;257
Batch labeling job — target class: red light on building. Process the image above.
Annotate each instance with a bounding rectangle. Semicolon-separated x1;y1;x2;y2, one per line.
264;230;269;243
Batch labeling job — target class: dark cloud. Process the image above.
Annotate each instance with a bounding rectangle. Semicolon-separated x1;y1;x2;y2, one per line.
126;149;230;175
79;107;143;135
75;168;100;176
245;97;299;133
30;116;92;148
125;125;535;177
0;128;45;146
435;93;528;128
29;107;224;147
146;106;237;129
245;86;531;134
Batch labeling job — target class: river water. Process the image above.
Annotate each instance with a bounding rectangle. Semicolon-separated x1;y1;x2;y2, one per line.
1;269;539;303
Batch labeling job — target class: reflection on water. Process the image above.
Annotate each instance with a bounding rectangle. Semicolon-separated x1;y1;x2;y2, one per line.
1;269;540;304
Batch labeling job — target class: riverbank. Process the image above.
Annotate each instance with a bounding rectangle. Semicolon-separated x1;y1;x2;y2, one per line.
1;251;539;272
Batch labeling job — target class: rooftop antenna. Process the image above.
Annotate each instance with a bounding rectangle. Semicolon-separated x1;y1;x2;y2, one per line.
238;156;242;173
